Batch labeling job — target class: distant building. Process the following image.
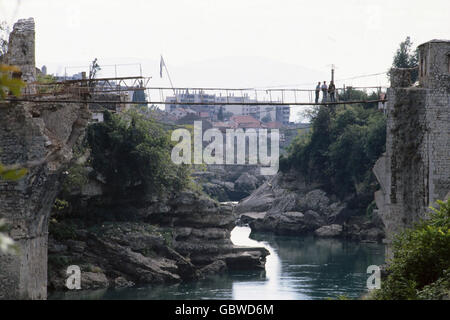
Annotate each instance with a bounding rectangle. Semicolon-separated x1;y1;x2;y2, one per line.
91;111;104;123
168;107;197;120
54;72;84;82
165;90;290;125
276;105;290;125
263;121;283;129
212;121;234;129
171;108;188;118
198;112;210;119
165;91;216;119
230;115;262;128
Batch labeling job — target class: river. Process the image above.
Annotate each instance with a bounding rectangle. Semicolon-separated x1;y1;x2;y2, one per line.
50;226;385;300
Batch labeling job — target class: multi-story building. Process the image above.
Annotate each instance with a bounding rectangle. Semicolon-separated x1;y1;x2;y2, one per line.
276;105;291;125
165;91;290;124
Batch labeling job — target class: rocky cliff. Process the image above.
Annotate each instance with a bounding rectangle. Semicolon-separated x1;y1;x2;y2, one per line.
236;170;385;242
194;164;267;202
48;184;268;291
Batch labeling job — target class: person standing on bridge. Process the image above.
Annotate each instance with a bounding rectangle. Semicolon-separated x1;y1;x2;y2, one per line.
315;82;321;104
321;81;328;102
328;81;336;102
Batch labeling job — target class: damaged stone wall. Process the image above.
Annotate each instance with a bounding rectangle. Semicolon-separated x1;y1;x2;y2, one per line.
3;18;36;88
373;40;450;251
0;18;90;299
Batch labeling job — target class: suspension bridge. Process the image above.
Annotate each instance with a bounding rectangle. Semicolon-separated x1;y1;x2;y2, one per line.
6;57;386;109
5;74;388;107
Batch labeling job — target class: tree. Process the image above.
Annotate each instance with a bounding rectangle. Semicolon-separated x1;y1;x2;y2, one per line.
217;106;224;121
0;21;9;59
223;111;233;120
89;58;101;80
389;36;419;83
282;103;386;199
87;110;190;197
261;113;272;123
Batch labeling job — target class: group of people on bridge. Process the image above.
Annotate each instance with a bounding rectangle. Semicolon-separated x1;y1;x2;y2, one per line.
315;81;336;104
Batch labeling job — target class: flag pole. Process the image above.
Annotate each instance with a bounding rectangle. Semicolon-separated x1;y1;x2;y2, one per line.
161;55;176;96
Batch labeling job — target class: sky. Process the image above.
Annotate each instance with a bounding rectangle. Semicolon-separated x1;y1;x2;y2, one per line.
0;0;449;119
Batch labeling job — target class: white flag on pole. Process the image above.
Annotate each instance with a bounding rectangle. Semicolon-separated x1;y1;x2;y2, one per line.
160;55;165;78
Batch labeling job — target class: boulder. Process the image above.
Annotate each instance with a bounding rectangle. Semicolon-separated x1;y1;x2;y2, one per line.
200;260;228;276
113;276;135;288
223;247;269;270
297;189;330;213
314;224;343;238
81;272;110;290
361;227;385;242
239;212;267;225
235;173;259;193
250;210;324;235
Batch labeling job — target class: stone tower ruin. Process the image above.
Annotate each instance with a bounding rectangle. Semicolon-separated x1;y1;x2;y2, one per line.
0;18;90;299
3;18;36;88
373;40;450;251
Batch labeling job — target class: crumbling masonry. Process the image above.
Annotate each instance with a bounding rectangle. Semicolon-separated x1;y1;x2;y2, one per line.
373;40;450;251
0;18;90;299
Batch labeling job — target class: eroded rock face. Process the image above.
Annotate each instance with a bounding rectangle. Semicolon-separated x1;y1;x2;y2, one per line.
193;165;268;202
0;18;91;300
237;170;385;241
237;171;346;236
47;192;269;292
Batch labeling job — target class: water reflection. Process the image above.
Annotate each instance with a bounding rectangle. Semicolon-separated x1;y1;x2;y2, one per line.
230;226;304;300
49;226;385;300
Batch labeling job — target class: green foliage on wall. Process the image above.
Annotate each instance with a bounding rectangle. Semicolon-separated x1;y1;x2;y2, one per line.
372;200;450;300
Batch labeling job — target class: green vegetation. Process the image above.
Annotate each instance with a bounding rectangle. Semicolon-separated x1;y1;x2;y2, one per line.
87;110;190;197
61;164;89;196
0;64;24;99
49;219;78;241
217;106;224;121
261;113;272;123
388;36;419;83
371;200;450;300
280;100;386;201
